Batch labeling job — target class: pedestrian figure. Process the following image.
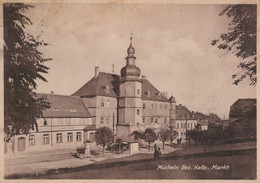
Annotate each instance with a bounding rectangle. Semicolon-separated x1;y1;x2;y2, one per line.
157;148;162;160
154;144;157;149
154;147;159;160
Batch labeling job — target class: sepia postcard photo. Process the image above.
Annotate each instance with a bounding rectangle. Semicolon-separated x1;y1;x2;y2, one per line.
1;0;258;181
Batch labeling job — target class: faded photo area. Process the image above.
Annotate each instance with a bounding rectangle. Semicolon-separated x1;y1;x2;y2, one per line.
3;3;256;180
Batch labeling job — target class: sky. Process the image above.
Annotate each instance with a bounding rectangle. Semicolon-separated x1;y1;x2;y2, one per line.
24;3;256;119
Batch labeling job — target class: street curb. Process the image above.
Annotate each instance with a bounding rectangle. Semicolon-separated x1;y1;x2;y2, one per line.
5;148;256;179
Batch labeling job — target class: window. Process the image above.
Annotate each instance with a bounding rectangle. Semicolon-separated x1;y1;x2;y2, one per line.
137;89;140;94
43;134;49;144
66;118;71;125
106;117;109;124
137;122;139;128
181;123;183;128
155;118;158;123
177;123;179;129
58;118;63;125
76;132;82;141
143;103;146;109
137;109;140;115
188;123;190;128
29;135;35;146
164;117;167;123
151;118;154;123
106;100;110;107
57;133;62;143
67;133;73;142
100;117;104;124
44;120;47;126
181;132;183;136
101;101;105;107
142;117;145;123
191;123;193;128
80;118;86;125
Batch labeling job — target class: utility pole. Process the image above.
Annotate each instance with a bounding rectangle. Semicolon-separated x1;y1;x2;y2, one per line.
185;115;187;148
113;112;115;154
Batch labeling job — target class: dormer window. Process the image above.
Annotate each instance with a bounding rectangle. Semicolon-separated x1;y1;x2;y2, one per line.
53;108;59;111
70;109;77;112
105;84;109;94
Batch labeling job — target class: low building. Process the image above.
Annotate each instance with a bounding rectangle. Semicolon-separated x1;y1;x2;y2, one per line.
194;112;209;131
5;94;93;154
175;104;197;140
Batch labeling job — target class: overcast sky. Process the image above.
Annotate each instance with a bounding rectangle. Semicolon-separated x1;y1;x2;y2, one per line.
25;3;256;119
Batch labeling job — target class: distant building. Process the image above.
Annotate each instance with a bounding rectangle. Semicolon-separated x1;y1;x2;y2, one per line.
194;112;209;131
228;98;256;140
208;113;222;125
175;104;197;140
5;94;93;154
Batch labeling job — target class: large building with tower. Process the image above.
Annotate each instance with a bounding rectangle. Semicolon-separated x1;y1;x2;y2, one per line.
5;36;178;153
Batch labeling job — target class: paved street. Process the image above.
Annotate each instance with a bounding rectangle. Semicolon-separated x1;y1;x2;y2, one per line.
37;149;256;179
4;141;256;179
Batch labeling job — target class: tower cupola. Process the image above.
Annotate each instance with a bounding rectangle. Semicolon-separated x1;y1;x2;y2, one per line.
121;35;141;78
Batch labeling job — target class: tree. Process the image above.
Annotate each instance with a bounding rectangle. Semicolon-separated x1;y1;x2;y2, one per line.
4;3;52;140
130;130;144;146
166;127;178;148
143;128;157;150
211;5;256;86
95;127;114;156
115;138;123;150
158;128;168;150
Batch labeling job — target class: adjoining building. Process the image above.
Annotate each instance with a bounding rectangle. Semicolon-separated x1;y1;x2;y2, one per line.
194;112;209;131
5;94;93;154
175;104;197;140
228;98;256;140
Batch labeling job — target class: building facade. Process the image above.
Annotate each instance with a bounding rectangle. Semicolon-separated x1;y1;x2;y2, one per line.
5;94;93;154
175;104;197;140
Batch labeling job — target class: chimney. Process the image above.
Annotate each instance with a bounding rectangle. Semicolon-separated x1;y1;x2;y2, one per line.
142;75;146;80
51;91;54;95
112;64;115;73
95;66;99;78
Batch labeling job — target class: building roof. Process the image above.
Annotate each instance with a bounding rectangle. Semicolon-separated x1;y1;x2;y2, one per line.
229;98;256;119
72;72;120;98
36;93;92;118
208;113;221;124
72;72;169;102
194;112;208;120
175;105;196;120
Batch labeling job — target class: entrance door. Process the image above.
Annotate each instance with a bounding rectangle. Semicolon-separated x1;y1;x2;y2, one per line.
18;137;26;152
89;132;95;142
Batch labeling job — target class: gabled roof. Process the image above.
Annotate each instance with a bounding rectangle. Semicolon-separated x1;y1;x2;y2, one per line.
72;72;120;98
142;79;169;102
208;113;221;124
194;112;208;120
72;72;169;102
229;98;256;118
175;105;196;120
37;93;92;118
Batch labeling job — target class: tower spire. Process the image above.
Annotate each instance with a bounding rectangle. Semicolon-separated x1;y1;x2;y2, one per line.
127;31;136;59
